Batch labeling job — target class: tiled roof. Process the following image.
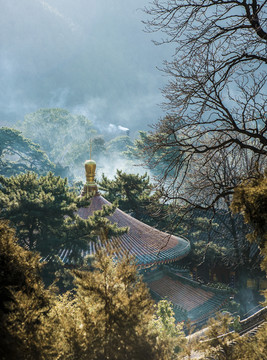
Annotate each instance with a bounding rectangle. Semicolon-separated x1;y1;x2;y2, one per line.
75;194;190;267
147;272;230;322
149;275;213;311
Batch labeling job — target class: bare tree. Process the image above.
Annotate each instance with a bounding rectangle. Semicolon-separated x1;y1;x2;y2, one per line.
170;146;261;208
142;0;267;198
170;147;263;262
144;1;267;73
138;2;267;273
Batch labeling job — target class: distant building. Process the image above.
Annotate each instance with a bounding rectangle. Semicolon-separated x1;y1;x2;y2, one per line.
117;125;130;137
107;123;130;137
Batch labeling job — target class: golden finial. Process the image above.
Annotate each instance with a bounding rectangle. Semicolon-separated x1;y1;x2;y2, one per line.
85;159;96;183
82;139;98;197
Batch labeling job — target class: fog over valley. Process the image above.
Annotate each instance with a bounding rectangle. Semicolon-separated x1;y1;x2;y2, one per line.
0;0;173;137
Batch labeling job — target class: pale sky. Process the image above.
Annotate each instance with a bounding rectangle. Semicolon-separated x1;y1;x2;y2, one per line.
0;0;173;136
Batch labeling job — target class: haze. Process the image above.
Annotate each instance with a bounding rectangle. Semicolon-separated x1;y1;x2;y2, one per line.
0;0;173;135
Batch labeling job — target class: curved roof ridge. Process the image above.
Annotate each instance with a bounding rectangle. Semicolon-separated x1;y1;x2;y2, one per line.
76;194;191;267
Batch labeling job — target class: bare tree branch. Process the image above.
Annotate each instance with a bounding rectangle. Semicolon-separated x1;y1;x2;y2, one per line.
140;1;267;212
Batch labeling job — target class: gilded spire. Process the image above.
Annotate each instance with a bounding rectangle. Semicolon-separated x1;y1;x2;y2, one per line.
85;159;96;184
82;140;98;197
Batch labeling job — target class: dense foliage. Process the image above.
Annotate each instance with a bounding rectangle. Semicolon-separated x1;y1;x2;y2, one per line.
193;169;267;360
98;170;163;224
231;170;267;248
16;108;136;179
56;248;185;360
107;135;133;154
0;221;186;360
0;220;55;360
1;208;266;359
0;127;54;177
17;109;95;165
0;172;126;261
231;170;267;291
125;130;180;178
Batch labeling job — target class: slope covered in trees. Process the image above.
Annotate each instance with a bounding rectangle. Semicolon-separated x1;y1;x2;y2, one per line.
0;220;185;360
15;108;136;180
0;127;54;177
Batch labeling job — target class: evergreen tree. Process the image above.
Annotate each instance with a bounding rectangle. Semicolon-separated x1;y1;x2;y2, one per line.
125;130;180;178
152;300;186;359
0;220;187;359
17;108;96;178
184;241;227;271
18;108;95;163
194;310;267;360
0;127;54;177
231;169;267;299
0;220;56;360
0;172;126;261
98;170;162;225
53;248;186;360
107;135;133;154
231;170;267;249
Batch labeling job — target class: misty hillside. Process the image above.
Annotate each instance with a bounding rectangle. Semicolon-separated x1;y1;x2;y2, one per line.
0;0;172;134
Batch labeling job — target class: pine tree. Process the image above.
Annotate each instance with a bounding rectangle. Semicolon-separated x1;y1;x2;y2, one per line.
0;220;56;360
0;127;54;177
72;248;156;360
98;170;165;226
152;300;186;360
231;170;267;249
0;221;187;359
54;248;186;360
0;172;127;261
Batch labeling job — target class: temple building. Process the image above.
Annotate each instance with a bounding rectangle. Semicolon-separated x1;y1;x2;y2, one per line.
77;159;191;267
58;157;232;325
